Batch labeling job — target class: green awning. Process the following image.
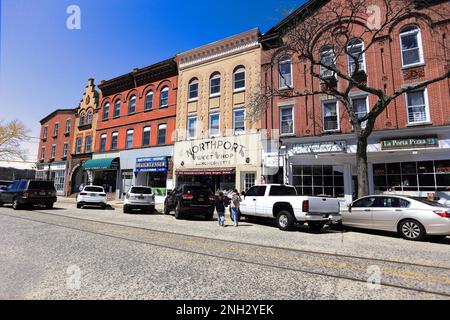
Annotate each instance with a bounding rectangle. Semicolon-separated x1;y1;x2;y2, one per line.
83;158;119;170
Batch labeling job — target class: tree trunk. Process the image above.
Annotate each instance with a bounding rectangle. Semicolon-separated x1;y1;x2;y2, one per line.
356;135;370;198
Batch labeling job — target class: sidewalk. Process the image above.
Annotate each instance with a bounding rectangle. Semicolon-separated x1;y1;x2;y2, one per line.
57;197;164;211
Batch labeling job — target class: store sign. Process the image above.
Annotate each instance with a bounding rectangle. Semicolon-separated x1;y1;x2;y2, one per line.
264;155;284;168
381;136;438;150
290;141;347;155
135;157;168;173
174;134;260;168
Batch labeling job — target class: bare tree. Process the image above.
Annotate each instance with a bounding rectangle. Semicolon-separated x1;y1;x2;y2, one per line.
256;0;450;197
0;120;29;161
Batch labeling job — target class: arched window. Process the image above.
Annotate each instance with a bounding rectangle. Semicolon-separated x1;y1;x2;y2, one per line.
233;67;246;91
80;113;86;126
400;25;423;67
319;46;335;78
103;103;110;120
278;56;292;88
128;95;136;114
347;39;365;75
160;87;169;107
114;100;121;118
188;78;199;100
87;111;93;124
210;73;221;96
145;91;153;111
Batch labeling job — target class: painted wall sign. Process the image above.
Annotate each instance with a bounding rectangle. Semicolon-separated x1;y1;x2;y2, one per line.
135;157;168;173
381;136;438;150
289;141;347;155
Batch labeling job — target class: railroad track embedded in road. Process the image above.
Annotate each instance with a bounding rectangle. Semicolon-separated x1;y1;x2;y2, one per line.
1;210;449;298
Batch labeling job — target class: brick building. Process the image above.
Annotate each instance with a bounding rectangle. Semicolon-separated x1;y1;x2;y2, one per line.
88;58;178;200
260;0;450;203
36;108;76;195
67;78;100;195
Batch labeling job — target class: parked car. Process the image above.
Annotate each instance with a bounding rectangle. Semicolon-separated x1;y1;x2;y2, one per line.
239;184;342;231
0;179;57;210
164;185;215;220
77;185;107;209
123;186;155;214
341;195;450;241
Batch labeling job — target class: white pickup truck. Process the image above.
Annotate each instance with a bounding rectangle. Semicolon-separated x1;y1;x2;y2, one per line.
239;184;342;231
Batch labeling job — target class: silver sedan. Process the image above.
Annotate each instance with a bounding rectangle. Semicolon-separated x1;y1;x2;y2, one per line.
341;195;450;241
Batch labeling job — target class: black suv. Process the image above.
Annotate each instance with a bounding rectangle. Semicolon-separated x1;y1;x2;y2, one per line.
0;179;57;210
164;185;215;220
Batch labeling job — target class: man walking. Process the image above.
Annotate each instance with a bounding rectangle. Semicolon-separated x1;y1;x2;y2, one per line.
230;189;241;227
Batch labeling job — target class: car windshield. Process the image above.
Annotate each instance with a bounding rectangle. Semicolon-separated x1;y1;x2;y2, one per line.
409;197;448;207
84;186;104;193
28;181;55;190
130;187;152;194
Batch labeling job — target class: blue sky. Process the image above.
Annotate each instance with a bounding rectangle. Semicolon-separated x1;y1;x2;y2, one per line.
0;0;304;167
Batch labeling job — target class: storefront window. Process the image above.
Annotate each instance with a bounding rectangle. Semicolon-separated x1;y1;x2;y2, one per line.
54;170;65;194
292;165;344;197
373;160;450;192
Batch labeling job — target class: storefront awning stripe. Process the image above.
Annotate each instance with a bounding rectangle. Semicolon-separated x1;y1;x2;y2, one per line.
83;158;119;170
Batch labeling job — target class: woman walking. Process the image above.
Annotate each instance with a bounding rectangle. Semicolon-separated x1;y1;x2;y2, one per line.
215;192;226;227
230;189;242;227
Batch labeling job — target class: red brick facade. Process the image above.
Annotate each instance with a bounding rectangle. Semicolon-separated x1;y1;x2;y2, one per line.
260;0;450;136
96;59;178;152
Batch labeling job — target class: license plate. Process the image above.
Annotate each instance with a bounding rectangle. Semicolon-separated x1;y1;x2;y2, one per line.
89;194;97;197
39;192;46;196
137;196;144;200
198;198;205;202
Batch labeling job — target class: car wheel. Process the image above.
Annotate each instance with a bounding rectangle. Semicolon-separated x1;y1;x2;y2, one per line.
101;204;107;210
309;222;325;232
123;205;130;214
399;219;426;241
45;203;54;209
12;198;21;210
174;204;183;220
163;202;170;215
276;210;295;231
77;202;82;209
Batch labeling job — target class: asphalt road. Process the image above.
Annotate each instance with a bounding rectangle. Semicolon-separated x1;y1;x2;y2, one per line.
0;202;449;300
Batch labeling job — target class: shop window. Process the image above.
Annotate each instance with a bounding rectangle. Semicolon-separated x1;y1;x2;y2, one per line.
188;79;199;101
233;67;246;91
160;87;169;107
103;103;110;120
126;130;134;149
278;56;292;89
400;25;423;67
244;173;256;192
210;73;221;96
323;101;339;131
233;109;245;135
100;134;107;152
111;132;118;150
114;100;121;118
187;116;197;139
209;113;220;137
292;165;344;197
406;89;429;124
142;127;151;146
145;91;153;111
280;106;294;135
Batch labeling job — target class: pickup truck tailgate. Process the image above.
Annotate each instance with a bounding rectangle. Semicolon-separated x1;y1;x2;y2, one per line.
308;197;340;214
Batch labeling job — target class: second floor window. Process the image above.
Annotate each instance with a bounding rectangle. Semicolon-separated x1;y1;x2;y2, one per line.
114;100;121;118
160;87;169;107
400;25;423;67
100;134;107;152
145;91;153;111
53;123;59;137
85;136;92;153
126;130;134;149
209;113;220;137
111;132;118;150
406;89;429;124
142;127;151;146
233;67;246;91
75;137;82;154
65;119;71;134
187;116;197;139
103;103;110;120
51;145;56;159
210;73;221;96
188;79;199;101
323;101;339;131
280;107;294;135
233;109;246;135
157;124;167;145
279;56;292;88
63;143;68;158
128;95;136;114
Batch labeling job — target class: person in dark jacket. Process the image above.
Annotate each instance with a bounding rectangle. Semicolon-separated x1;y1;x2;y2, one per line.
215;192;226;227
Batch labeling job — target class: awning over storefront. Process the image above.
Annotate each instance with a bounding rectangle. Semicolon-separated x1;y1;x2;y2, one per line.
83;158;119;170
176;168;235;176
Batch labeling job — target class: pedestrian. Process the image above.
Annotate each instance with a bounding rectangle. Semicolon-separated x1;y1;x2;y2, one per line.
215;192;226;227
230;189;242;227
